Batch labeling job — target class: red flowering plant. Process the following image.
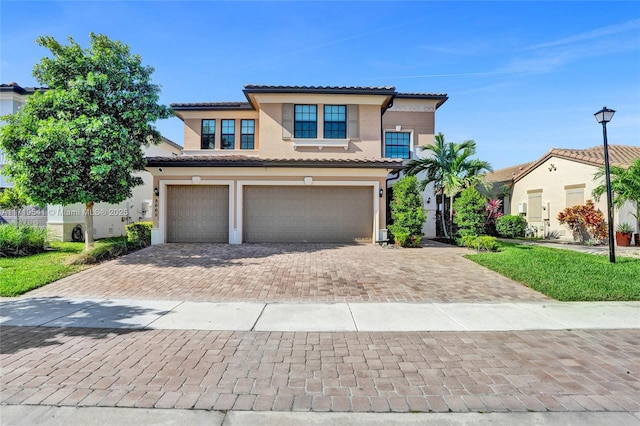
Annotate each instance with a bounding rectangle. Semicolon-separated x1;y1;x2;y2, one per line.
557;200;607;243
484;198;504;236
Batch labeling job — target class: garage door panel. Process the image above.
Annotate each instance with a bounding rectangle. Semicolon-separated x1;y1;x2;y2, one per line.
167;186;229;243
244;186;373;243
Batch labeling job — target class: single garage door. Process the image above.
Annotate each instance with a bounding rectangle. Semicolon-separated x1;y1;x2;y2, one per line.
244;186;373;243
166;185;229;243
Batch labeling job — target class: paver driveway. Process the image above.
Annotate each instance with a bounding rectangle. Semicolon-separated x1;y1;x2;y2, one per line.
28;241;549;302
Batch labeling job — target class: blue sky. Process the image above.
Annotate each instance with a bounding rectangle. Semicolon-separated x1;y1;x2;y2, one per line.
2;1;639;169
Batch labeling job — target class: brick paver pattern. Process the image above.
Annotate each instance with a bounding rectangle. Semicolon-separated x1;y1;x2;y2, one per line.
1;327;638;413
27;242;550;302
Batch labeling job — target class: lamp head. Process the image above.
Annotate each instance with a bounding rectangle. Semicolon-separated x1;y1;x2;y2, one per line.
594;106;615;124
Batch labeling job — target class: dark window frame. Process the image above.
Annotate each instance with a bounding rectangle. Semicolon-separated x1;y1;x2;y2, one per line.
221;119;235;149
294;104;317;139
240;119;255;150
323;105;347;139
201;119;216;149
385;131;411;159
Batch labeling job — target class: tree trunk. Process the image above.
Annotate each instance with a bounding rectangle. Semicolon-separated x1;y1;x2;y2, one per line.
84;201;95;251
440;196;449;239
449;195;455;238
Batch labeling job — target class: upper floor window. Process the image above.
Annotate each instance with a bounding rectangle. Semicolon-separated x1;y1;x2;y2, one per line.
323;105;346;139
201;120;215;149
221;119;235;149
385;132;411;159
241;119;255;150
294;105;317;138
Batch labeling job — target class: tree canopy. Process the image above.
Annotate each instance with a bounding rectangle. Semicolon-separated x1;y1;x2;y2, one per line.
0;33;172;249
404;132;492;238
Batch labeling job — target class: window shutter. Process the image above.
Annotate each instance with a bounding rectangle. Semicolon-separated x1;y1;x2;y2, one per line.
282;103;293;138
347;104;359;139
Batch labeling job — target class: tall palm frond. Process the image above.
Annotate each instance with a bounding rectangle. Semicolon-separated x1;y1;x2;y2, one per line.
403;132;492;238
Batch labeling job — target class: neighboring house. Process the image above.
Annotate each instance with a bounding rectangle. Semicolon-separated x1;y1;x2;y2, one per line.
488;145;640;240
0;83;48;226
0;81;182;239
146;85;447;244
483;162;533;216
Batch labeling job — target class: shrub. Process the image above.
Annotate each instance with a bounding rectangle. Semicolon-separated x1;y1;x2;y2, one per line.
126;221;152;249
0;223;48;257
496;215;528;238
453;187;487;237
458;235;498;251
557;200;607;243
388;176;427;247
88;237;129;262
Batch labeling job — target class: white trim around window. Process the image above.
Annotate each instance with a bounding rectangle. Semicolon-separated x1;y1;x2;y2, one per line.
384;129;414;160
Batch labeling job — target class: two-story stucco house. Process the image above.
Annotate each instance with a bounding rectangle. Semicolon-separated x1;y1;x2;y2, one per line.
146;85;447;244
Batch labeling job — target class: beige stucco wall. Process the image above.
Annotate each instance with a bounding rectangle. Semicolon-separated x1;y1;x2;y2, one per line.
383;98;438;149
511;156;635;240
179;93;391;159
182;110;259;151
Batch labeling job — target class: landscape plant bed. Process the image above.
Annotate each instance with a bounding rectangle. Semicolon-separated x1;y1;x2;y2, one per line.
466;242;640;301
0;237;133;297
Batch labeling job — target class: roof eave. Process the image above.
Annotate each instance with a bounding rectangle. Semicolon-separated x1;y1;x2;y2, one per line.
146;158;403;170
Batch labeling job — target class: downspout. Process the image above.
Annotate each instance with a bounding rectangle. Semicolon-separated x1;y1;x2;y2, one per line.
385;169;401;189
384;169;401;229
380;97;394;158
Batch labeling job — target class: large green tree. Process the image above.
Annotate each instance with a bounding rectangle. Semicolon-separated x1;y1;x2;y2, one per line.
404;132;492;238
0;34;172;250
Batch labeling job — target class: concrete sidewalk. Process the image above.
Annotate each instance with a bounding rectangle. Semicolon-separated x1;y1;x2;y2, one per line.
1;405;639;425
1;297;638;331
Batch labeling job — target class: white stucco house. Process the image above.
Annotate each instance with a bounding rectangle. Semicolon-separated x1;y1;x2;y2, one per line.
487;145;640;241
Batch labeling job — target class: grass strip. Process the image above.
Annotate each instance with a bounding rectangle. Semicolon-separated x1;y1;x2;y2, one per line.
466;242;640;301
0;238;130;297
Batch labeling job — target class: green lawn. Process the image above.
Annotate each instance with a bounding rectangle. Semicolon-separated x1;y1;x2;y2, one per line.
0;241;89;297
466;243;640;301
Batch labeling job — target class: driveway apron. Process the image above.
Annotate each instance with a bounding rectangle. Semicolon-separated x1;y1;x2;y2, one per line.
26;242;550;302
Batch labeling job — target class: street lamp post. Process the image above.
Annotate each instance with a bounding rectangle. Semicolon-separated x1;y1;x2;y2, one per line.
594;106;616;263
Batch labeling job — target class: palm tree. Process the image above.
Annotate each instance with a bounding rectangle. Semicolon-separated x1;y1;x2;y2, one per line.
404;133;492;238
592;159;640;228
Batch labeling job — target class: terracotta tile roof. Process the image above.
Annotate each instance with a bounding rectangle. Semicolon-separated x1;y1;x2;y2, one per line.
395;92;449;99
243;85;397;95
513;144;640;183
146;155;403;169
548;145;640;168
170;101;253;110
485;162;533;183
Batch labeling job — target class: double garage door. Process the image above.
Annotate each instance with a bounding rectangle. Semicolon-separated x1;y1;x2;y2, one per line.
166;185;373;243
